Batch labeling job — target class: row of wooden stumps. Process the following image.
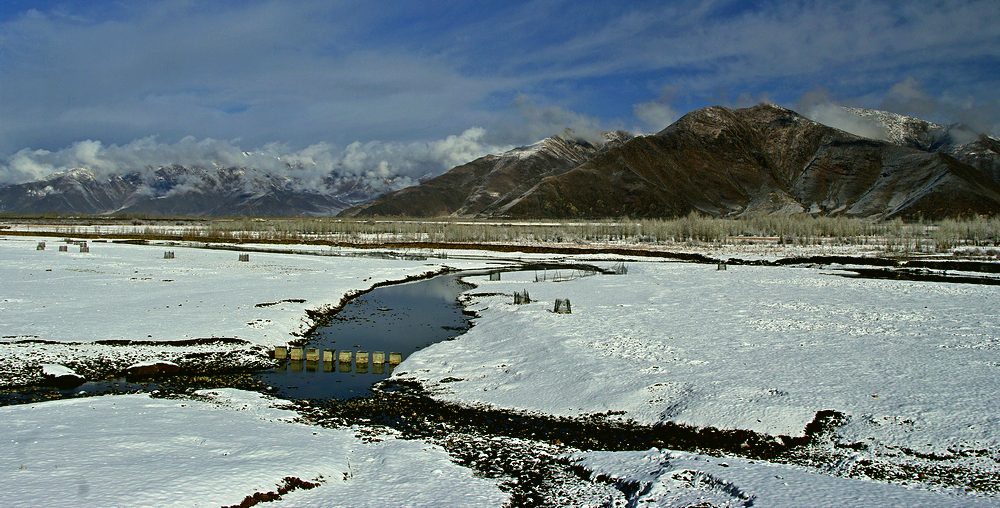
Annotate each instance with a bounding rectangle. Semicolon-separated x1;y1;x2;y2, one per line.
273;346;402;373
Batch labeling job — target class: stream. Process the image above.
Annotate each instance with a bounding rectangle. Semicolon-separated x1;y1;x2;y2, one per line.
256;271;475;399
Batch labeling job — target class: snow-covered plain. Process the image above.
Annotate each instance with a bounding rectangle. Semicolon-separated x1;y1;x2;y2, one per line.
396;262;1000;492
0;389;507;507
4;230;999;503
0;235;512;385
574;448;997;507
0;235;484;344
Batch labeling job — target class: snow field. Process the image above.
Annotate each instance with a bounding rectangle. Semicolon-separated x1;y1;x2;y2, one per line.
0;235;495;346
396;262;1000;474
0;389;508;507
573;448;997;507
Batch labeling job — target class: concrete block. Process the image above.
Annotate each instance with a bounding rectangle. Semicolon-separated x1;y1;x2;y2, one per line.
306;348;320;361
388;352;403;365
338;350;353;363
289;347;304;361
371;351;385;364
356;351;369;365
273;346;288;360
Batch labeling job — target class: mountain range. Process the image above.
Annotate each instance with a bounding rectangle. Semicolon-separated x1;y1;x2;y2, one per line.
345;104;1000;220
2;104;998;219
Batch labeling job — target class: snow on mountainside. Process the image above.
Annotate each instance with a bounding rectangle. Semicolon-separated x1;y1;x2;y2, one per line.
842;107;946;148
842;106;983;151
0;163;407;216
342;132;633;217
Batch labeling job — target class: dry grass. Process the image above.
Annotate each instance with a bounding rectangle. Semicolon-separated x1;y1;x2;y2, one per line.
7;213;1000;256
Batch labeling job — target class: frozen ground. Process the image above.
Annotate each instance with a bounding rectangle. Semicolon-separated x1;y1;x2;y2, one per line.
396;261;1000;493
573;448;997;507
0;388;507;507
0;235;508;386
4;230;998;503
0;235;498;345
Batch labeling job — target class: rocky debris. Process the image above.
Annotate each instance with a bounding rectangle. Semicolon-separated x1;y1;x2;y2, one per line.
39;364;85;388
125;360;181;380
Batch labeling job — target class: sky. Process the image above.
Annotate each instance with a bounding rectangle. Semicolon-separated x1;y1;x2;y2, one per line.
1;0;998;185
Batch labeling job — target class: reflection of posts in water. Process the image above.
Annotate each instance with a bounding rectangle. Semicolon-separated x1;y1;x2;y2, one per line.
338;361;351;373
274;346;288;360
323;359;333;372
356;361;369;374
373;363;385;375
306;360;318;372
290;347;305;360
290;360;304;372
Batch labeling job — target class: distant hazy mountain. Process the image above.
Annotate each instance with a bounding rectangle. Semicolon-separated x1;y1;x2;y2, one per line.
346;104;1000;220
0;164;397;216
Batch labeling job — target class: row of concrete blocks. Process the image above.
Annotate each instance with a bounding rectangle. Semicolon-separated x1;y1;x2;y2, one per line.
164;251;250;262
273;346;402;365
38;242;89;253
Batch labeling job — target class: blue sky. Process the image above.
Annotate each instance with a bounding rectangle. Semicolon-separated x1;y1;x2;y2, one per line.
1;0;998;183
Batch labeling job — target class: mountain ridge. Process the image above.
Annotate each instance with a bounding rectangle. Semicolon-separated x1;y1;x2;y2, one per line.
1;104;997;219
345;104;1000;220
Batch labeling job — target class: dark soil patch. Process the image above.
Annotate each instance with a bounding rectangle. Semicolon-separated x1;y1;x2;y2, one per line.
223;476;323;508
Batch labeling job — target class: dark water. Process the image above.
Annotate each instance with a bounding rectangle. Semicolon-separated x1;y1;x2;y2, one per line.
255;272;475;400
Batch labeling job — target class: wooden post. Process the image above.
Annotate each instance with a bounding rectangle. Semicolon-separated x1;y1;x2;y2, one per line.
289;347;304;361
306;348;320;362
79;244;89;253
388;352;403;365
338;350;353;363
274;346;288;360
356;351;369;366
489;272;501;281
59;245;68;252
238;253;250;262
322;350;334;363
372;351;385;364
717;262;727;271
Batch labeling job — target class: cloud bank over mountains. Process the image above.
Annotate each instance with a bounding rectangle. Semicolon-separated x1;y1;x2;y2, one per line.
0;128;511;189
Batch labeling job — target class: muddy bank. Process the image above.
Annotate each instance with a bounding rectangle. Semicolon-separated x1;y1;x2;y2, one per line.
0;338;271;391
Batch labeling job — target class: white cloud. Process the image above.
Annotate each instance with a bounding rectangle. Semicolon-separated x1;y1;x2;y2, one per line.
508;95;608;144
0;129;511;190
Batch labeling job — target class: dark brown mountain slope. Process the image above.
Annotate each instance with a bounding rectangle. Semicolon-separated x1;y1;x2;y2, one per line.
341;134;632;217
500;105;1000;219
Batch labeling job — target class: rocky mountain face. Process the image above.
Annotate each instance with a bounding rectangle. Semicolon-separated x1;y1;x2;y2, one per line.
347;105;1000;220
342;132;631;217
0;165;393;216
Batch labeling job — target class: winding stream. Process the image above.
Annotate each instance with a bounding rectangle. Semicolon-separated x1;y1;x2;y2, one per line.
256;271;476;400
